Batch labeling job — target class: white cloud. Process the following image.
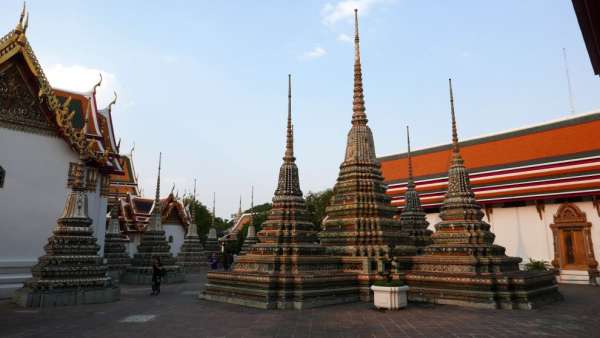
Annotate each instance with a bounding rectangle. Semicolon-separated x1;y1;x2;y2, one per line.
337;33;352;43
45;64;117;107
321;0;389;26
300;47;327;61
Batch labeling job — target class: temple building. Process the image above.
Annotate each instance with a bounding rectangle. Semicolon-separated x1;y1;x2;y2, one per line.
380;109;600;285
108;154;190;256
0;8;122;299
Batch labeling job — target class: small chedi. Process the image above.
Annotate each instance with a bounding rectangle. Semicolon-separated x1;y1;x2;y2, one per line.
319;10;415;298
13;162;120;307
239;193;258;255
204;194;221;258
123;153;184;284
103;202;131;282
177;182;208;272
398;126;433;253
405;79;562;309
201;75;360;309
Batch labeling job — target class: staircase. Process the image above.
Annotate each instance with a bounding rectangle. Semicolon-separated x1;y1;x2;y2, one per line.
559;270;591;285
0;260;33;299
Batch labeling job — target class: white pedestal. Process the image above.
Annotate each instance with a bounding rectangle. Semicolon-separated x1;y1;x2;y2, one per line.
371;285;409;310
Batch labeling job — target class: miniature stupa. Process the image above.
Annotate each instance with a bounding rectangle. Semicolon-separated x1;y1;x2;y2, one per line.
177;180;208;272
201;75;360;309
398;126;433;253
103;202;131;282
122;153;184;284
13;162;120;307
405;79;562;309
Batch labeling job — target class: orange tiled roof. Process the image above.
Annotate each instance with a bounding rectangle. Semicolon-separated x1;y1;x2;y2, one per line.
379;111;600;208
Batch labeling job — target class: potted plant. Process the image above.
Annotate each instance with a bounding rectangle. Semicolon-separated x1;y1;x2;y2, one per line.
371;277;409;310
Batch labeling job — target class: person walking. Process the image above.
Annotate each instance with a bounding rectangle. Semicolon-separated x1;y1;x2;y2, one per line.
209;252;219;270
151;256;163;296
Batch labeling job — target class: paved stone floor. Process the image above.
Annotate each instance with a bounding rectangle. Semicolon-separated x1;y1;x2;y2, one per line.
0;271;599;338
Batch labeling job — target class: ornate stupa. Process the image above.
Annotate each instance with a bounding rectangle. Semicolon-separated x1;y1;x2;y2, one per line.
122;153;184;284
201;75;360;309
13;162;120;307
204;192;221;256
398;126;432;253
103;202;131;282
239;186;258;255
320;10;415;261
177;180;208;272
405;79;562;309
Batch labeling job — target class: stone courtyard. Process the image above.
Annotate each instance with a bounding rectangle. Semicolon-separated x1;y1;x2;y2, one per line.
0;272;598;338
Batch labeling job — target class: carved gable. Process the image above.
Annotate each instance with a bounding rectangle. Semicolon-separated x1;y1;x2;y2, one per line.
0;60;55;135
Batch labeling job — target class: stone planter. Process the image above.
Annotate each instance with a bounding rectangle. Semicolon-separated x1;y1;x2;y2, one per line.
371;285;409;310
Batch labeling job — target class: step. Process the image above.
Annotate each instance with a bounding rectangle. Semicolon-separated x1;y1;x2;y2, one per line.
559;270;591;285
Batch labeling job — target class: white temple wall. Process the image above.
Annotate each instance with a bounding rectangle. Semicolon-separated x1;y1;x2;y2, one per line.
164;224;185;256
127;233;141;256
86;178;108;257
422;201;600;266
0;129;77;267
0;128;108;298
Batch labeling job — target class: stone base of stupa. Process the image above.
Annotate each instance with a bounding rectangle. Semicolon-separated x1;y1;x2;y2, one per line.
122;265;185;285
178;257;208;273
239;237;258;255
201;255;362;309
13;285;120;308
405;256;563;309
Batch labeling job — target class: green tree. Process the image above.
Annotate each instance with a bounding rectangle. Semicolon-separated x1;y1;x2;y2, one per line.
305;189;333;227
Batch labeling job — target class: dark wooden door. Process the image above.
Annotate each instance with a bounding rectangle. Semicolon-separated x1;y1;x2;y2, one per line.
560;228;588;270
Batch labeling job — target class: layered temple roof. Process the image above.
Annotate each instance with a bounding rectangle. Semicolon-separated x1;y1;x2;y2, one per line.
380;110;600;208
109;154;141;199
115;192;191;234
0;7;122;173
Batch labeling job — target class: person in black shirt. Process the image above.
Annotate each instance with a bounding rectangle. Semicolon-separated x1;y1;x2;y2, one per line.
151;256;163;296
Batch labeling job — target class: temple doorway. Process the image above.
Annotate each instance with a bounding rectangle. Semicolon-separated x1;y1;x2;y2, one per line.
551;203;599;284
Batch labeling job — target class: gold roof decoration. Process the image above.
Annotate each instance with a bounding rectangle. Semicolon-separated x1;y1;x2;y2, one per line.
1;4;114;165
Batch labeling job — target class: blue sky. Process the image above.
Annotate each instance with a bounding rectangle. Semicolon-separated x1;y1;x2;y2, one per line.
3;0;600;218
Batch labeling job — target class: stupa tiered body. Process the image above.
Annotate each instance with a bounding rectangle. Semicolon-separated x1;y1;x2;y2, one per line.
319;11;415;299
405;80;562;309
204;227;220;257
201;75;360;309
103;203;131;282
123;154;184;284
399;127;432;253
13;162;120;307
177;190;208;272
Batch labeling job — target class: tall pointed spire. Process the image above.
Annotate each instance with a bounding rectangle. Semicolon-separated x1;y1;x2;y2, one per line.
284;74;295;161
449;78;460;154
352;9;367;125
275;75;302;196
250;185;254;226
148;152;162;231
238;195;242;216
212;192;216;226
187;179;198;237
406;125;415;189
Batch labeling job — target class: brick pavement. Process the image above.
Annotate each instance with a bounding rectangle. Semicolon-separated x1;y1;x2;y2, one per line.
0;271;598;338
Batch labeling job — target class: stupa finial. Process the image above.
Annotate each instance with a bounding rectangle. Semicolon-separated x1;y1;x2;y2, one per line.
284;74;295;161
154;152;162;211
211;192;216;226
449;78;459;154
351;9;367;125
238;195;242;215
406;125;415;189
250;185;254;226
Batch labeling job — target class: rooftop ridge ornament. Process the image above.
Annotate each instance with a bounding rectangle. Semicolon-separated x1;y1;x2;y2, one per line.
352;9;367;126
16;2;27;33
92;73;103;94
108;91;117;113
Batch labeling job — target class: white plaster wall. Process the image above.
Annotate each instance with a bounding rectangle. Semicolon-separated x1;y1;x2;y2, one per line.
127;233;141;256
0;128;107;268
164;224;185;256
422;201;600;265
